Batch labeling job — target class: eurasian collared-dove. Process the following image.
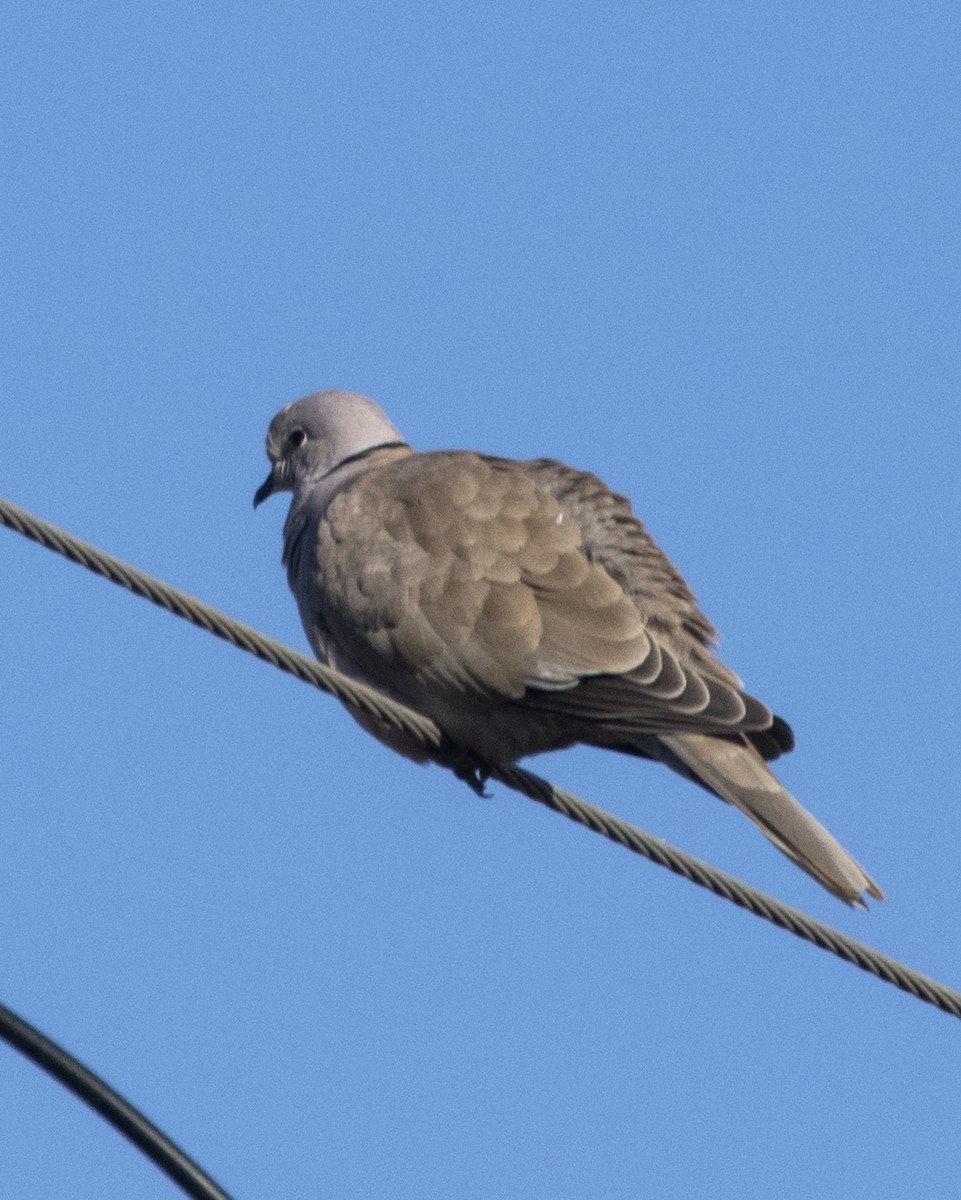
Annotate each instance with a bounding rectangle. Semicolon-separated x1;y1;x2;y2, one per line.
255;390;883;907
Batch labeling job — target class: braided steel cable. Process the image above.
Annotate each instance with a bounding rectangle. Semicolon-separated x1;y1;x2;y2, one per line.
0;497;443;751
3;494;961;1021
493;765;961;1014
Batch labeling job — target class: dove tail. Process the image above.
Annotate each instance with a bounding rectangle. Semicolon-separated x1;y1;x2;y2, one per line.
642;732;884;907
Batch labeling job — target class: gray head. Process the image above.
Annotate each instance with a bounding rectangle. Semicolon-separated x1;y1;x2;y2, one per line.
254;390;408;508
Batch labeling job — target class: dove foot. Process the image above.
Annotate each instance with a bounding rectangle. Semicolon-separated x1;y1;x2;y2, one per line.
451;760;493;798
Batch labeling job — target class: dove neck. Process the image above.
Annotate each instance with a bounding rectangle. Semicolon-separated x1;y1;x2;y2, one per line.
332;440;409;474
302;439;409;505
282;440;411;567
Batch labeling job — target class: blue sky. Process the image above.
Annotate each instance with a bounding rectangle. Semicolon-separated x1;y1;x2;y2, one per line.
2;3;960;1197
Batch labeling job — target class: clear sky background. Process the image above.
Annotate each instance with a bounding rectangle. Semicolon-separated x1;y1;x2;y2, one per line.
2;3;960;1197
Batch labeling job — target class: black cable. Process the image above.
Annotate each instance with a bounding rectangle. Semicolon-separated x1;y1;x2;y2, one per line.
0;1002;234;1200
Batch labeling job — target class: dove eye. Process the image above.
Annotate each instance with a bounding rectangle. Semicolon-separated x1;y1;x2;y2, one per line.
287;429;307;450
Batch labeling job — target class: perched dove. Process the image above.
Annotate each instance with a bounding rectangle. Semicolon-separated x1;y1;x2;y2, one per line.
255;390;883;907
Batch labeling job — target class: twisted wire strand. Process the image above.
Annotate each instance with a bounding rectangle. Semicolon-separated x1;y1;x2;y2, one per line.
0;497;442;751
493;765;961;1013
3;495;960;1022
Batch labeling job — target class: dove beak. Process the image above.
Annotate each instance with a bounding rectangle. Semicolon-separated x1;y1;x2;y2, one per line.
253;467;279;509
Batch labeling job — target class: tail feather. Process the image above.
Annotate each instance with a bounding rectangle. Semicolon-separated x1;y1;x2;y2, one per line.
654;732;884;907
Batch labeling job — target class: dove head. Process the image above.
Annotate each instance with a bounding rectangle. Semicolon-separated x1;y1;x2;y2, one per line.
254;390;408;508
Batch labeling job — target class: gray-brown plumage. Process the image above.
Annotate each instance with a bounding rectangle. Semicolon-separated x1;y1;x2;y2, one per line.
255;390;883;907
